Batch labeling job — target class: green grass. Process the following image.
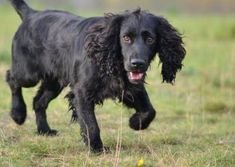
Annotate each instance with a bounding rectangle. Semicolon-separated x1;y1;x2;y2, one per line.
1;5;235;167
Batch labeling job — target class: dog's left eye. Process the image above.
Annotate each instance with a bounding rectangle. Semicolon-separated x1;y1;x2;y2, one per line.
146;37;155;45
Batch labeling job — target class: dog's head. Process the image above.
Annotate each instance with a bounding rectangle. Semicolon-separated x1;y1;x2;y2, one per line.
85;9;186;84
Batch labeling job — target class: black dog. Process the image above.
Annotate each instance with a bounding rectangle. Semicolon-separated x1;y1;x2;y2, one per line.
7;0;186;152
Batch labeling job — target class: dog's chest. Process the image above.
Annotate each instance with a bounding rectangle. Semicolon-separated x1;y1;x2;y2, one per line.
93;77;125;104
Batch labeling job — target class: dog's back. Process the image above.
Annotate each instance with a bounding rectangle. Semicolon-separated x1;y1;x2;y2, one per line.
9;0;87;85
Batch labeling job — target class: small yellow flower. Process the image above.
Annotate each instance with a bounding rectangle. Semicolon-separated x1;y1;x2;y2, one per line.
137;158;144;167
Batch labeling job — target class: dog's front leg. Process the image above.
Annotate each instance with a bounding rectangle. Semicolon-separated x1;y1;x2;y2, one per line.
123;86;156;130
73;92;105;153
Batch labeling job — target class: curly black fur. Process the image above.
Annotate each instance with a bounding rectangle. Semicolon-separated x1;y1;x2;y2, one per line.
6;0;186;152
156;17;186;83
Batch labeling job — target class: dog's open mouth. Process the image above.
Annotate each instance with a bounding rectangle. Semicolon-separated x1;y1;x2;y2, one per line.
127;71;145;84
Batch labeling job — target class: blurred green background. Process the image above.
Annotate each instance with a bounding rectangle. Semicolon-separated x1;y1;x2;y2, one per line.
1;0;235;14
0;0;235;166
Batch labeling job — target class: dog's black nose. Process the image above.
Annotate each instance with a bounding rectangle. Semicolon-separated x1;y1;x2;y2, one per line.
131;59;146;68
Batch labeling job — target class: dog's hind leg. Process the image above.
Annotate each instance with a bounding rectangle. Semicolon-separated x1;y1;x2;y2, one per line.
6;70;39;125
33;79;63;136
6;70;27;125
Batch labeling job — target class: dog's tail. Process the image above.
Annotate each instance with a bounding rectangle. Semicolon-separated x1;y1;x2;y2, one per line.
9;0;34;20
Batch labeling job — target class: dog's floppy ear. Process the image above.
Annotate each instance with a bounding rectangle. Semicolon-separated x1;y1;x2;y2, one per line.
154;16;186;83
85;14;124;60
84;14;125;75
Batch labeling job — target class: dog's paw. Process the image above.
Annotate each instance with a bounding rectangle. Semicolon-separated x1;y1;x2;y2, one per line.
10;105;27;125
129;111;155;130
91;146;110;154
37;129;58;136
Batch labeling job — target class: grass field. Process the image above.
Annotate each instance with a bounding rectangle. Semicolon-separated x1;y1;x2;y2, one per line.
0;5;235;167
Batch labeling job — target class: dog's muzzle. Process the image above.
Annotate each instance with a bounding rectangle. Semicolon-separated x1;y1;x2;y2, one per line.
127;58;147;84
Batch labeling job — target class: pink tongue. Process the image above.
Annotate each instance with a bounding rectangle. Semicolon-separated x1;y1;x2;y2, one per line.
129;72;144;80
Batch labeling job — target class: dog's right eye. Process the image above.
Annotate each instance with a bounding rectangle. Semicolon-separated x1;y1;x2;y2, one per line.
146;37;155;45
123;35;131;44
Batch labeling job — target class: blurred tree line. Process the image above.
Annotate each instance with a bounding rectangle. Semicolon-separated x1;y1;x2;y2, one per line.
1;0;235;14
